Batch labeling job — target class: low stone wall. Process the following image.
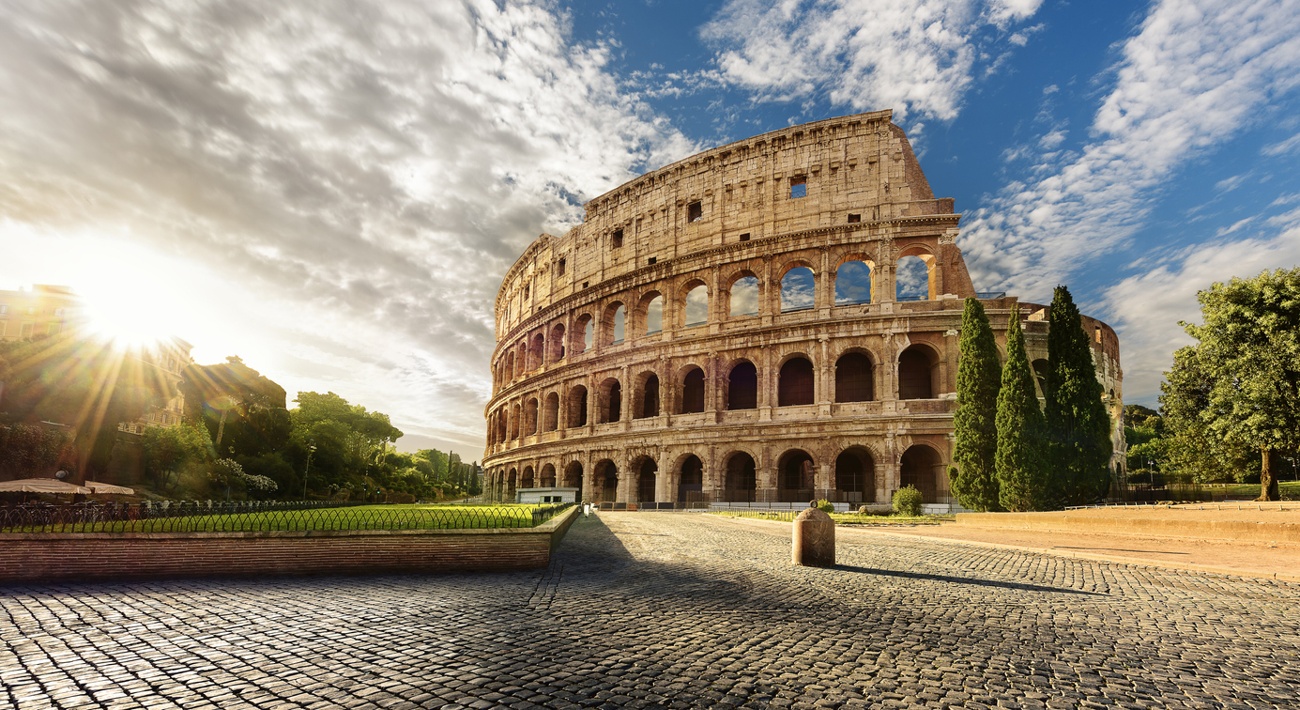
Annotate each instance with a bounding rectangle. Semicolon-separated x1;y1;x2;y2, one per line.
956;509;1300;545
0;507;579;583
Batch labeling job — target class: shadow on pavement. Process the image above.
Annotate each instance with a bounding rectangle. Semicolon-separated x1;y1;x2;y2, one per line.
833;564;1107;596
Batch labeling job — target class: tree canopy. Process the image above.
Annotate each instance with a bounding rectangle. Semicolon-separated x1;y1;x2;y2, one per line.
1044;286;1113;506
996;308;1049;512
950;298;1002;511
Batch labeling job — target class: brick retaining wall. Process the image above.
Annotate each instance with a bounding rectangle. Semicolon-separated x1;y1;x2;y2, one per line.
956;511;1300;545
0;507;579;583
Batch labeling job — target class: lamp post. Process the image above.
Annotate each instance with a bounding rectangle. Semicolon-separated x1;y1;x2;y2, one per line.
302;444;317;500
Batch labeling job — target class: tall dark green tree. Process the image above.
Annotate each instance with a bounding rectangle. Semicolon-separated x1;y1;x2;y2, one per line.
1164;268;1300;500
1044;286;1113;506
949;298;1002;511
996;308;1049;511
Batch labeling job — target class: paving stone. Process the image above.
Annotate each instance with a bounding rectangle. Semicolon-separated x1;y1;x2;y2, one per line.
0;513;1297;708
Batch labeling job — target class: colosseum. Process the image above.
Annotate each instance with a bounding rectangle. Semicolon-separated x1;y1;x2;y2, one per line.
483;109;1123;510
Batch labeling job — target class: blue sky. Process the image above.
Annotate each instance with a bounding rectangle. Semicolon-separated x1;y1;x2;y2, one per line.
1;0;1298;457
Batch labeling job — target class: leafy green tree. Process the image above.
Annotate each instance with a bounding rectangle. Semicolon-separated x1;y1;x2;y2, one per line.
142;422;213;494
288;391;403;496
949;298;1003;511
1165;268;1300;500
996;308;1049;511
1122;405;1165;484
1160;346;1255;484
180;356;291;459
1044;286;1113;506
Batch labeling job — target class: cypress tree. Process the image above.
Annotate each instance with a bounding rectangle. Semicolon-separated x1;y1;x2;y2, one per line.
996;308;1049;511
1044;286;1114;506
949;298;1002;511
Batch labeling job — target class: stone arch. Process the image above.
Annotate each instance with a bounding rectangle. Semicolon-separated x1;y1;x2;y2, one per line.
638;290;664;335
898;344;941;400
631;455;658;504
678;365;706;414
899;443;947;503
895;246;937;301
603;302;626;345
572;313;594;355
549;322;566;362
777;448;815;502
779;262;817;312
562;460;584;499
510;402;521;440
539;463;556;488
521;465;535;489
722;450;757;502
506;467;518;500
506;350;516;381
542;392;559;432
834;259;874;305
778;354;815;406
681;280;709;327
726;271;761;317
634;370;661;419
835;349;875;402
567;384;589;427
594;459;618;502
524;397;539;436
835;445;875;503
675;453;705;504
529;332;545;371
597;377;622;423
725;359;758;410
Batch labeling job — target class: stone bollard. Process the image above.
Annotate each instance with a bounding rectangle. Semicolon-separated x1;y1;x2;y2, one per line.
792;502;835;567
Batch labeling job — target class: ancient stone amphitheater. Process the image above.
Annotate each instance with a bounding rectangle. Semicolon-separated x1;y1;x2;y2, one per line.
484;110;1123;509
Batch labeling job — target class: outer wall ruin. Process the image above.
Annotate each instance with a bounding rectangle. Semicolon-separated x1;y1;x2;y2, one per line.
483;110;1123;510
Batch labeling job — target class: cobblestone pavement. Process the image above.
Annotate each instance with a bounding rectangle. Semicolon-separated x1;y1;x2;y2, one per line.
2;513;1299;709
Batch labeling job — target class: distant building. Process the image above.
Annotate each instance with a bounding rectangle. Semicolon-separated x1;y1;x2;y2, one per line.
116;337;194;435
0;284;82;341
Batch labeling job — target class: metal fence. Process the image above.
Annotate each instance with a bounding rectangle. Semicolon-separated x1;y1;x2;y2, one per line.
0;500;572;534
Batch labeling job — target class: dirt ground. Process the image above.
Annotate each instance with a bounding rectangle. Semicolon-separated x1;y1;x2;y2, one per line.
841;504;1300;582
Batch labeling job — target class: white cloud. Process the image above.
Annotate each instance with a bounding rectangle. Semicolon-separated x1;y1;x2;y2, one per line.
0;0;695;455
960;0;1300;299
700;0;1044;122
1263;132;1300;156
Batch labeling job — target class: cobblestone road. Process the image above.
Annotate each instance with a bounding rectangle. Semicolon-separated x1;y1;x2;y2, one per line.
2;513;1298;709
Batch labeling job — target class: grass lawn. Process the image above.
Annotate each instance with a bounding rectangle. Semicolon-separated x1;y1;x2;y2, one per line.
708;510;952;526
7;504;559;534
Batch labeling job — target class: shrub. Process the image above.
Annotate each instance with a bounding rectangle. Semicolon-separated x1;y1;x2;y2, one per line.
892;486;923;517
857;505;871;515
815;499;835;513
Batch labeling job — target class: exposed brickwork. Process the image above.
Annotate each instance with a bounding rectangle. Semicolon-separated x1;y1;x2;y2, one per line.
484;110;1124;509
0;508;579;583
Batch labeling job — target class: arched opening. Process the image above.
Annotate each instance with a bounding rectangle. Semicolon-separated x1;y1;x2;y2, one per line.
521;466;535;489
604;302;626;345
635;457;658;504
723;452;757;502
835;351;874;402
598;377;622;423
568;385;588;427
539;463;556;488
683;283;708;327
898;345;940;399
506;351;516;381
780;265;816;312
524;397;539;436
572;314;593;355
778;356;815;406
679;367;705;414
495;409;507;444
640;292;663;335
778;449;815;502
895;254;934;301
549;323;566;362
835;260;873;305
542;392;559;432
729;274;760;317
510;403;521;440
506;468;518;500
727;360;758;410
529;332;545;370
636;372;660;419
900;444;946;503
595;460;618;503
677;455;704;504
563;461;584;499
835;446;875;503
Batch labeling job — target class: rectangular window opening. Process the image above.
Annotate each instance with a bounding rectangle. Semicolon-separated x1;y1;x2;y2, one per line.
582;281;590;289
847;213;861;223
648;257;657;265
739;233;750;242
687;201;702;223
612;229;624;248
557;258;566;276
790;176;807;199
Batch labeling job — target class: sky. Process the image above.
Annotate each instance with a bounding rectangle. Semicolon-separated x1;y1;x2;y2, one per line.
2;0;1299;459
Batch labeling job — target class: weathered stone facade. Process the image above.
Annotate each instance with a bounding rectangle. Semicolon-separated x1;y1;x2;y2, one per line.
483;110;1122;508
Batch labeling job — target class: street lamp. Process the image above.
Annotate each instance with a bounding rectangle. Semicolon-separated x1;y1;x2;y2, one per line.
302;444;317;500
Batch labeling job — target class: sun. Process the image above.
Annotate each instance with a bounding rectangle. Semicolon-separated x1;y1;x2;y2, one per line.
67;241;197;352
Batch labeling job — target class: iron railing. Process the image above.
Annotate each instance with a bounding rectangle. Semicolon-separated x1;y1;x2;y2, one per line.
0;501;572;534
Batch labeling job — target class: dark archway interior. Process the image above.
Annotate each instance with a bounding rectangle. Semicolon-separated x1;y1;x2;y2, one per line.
778;357;815;406
724;453;756;502
677;455;703;503
637;458;658;503
728;362;758;410
778;450;814;502
835;447;874;503
680;368;705;413
835;352;874;402
900;446;944;503
898;347;935;399
639;375;660;418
